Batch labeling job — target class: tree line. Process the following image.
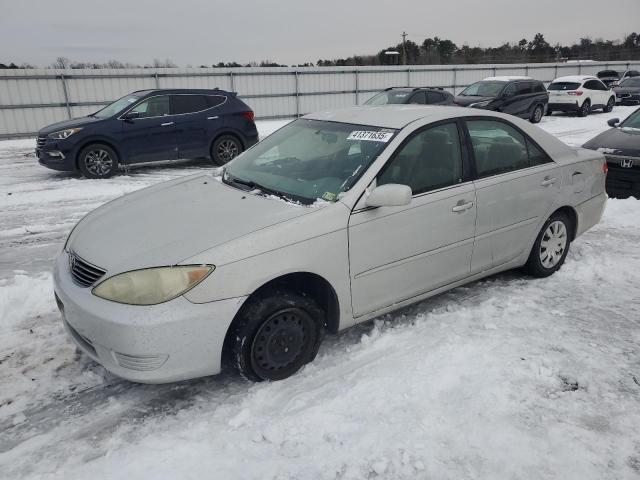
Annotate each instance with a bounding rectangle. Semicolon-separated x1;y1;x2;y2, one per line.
2;33;640;70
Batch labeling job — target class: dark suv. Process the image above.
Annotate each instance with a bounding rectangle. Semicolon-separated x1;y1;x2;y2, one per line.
36;89;258;178
365;87;454;106
454;77;549;123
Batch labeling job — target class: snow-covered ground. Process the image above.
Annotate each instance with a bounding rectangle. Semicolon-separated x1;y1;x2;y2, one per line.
1;110;639;480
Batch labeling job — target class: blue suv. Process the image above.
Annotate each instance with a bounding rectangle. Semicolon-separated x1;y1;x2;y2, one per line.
36;89;258;178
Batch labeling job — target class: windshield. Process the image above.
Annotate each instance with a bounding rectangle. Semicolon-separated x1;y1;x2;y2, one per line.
620;78;640;87
621;109;640;129
365;91;411;105
91;94;143;119
223;119;396;204
459;81;505;97
548;82;581;91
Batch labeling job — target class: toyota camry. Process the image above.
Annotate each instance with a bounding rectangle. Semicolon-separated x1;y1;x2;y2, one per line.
54;106;607;383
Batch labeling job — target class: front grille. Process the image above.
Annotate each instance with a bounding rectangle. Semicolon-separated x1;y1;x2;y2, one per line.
68;251;107;287
605;154;639;170
37;136;47;148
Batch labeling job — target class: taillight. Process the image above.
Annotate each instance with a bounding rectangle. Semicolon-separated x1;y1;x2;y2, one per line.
603;161;608;175
567;91;583;96
242;111;255;122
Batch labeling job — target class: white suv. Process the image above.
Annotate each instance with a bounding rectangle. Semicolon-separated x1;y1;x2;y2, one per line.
547;75;616;117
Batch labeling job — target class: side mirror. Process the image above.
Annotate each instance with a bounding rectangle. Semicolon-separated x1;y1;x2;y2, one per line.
607;118;620;128
365;184;412;208
121;111;140;120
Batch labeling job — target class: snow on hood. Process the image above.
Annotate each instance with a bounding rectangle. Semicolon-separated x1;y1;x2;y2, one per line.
67;174;321;274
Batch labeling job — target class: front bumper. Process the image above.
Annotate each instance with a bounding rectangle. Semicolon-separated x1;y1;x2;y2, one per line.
615;94;640;105
36;136;79;172
53;251;247;383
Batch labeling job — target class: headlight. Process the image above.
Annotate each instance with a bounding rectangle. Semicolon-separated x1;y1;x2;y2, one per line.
92;265;214;305
469;100;491;108
48;128;83;140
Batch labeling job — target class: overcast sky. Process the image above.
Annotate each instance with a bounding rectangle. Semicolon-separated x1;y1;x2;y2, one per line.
2;0;639;67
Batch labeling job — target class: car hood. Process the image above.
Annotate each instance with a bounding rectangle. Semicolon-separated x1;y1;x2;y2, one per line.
453;95;494;107
67;174;322;274
38;116;104;135
582;127;640;156
613;87;640;94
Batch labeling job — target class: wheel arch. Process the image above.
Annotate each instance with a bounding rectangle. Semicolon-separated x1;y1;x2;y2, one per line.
75;138;122;169
552;205;578;241
223;271;341;354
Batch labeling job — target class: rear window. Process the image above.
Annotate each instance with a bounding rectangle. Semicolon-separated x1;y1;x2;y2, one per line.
207;95;226;107
172;95;209;114
532;83;546;93
365;91;412;105
548;82;581;91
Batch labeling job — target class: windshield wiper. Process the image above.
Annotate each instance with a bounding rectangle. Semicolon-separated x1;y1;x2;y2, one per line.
222;171;295;202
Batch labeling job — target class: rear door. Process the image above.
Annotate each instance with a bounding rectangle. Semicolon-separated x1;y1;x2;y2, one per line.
348;121;476;317
464;118;560;272
172;94;223;158
120;95;178;163
502;81;533;117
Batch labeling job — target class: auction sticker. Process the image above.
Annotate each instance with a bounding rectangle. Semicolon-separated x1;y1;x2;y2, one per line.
347;131;393;142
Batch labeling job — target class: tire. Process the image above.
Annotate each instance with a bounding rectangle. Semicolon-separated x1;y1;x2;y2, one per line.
229;289;325;382
577;99;591;117
524;212;572;278
603;96;615;113
211;134;243;166
530;104;544;124
77;144;118;179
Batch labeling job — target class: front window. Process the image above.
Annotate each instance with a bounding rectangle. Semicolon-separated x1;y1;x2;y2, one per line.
223;119;396;204
459;81;506;97
365;91;412;105
130;96;171;118
91;94;143;119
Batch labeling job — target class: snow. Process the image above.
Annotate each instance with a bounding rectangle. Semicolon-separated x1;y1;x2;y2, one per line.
1;111;640;479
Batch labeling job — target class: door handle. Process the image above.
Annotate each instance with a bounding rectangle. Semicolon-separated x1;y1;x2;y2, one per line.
452;201;474;212
540;176;557;187
161;122;174;126
207;116;219;120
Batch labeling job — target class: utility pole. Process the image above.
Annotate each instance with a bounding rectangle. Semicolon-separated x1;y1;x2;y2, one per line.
402;31;408;65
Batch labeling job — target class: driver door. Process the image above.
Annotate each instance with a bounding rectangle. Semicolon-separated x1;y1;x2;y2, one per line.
348;121;477;317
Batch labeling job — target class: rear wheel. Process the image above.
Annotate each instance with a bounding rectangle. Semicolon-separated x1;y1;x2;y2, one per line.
577;99;591;117
78;144;118;179
530;104;544;123
525;212;572;277
211;135;243;166
603;96;615;113
229;289;325;382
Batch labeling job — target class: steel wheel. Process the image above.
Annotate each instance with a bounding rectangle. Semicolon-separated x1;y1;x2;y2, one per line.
250;307;314;379
539;220;568;269
216;139;239;163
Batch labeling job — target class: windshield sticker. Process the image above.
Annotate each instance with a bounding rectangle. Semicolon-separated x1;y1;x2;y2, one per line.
347;131;394;142
321;191;336;201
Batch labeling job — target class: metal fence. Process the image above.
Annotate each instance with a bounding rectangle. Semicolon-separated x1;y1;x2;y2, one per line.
1;60;639;139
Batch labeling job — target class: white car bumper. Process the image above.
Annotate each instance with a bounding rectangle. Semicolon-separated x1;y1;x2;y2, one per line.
53;251;247;384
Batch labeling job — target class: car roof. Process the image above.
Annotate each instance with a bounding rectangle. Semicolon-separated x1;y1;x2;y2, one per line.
304;105;503;129
482;76;533;82
133;88;231;96
384;87;447;92
552;75;597;83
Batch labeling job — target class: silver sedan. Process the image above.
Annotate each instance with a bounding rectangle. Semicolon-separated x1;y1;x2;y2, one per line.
54;106;607;383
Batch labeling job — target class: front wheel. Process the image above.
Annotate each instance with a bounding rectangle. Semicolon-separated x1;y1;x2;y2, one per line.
603;96;615;113
525;212;572;277
530;104;544;124
211;135;243;166
230;289;325;381
577;99;591;117
78;144;118;179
